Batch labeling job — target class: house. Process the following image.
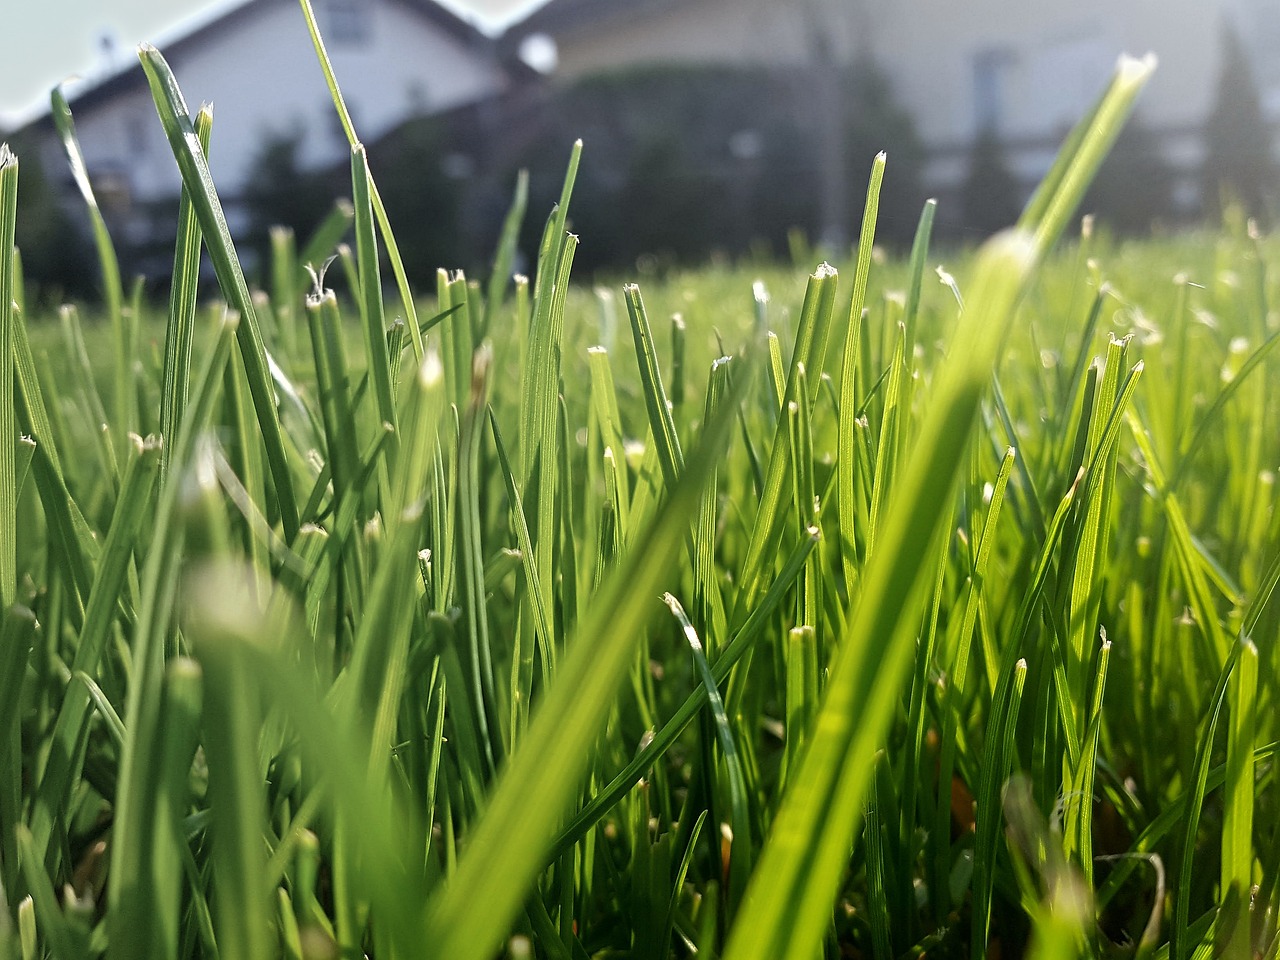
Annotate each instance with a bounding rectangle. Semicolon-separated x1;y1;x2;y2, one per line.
505;0;1280;230
13;0;516;269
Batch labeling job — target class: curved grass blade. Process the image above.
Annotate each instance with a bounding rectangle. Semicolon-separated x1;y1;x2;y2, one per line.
723;233;1036;960
297;0;423;357
137;44;300;540
160;104;212;486
421;386;742;960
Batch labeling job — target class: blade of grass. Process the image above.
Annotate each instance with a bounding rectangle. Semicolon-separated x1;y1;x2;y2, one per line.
137;44;300;540
422;387;741;960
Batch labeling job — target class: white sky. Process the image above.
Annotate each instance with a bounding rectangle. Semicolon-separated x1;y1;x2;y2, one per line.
1;0;535;127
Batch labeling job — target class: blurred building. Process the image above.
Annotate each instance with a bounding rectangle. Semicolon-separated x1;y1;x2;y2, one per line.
8;0;1280;286
11;0;516;273
506;0;1280;232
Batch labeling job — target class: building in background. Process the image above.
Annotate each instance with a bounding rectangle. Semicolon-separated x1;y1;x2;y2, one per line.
507;0;1280;234
6;0;1280;288
10;0;514;277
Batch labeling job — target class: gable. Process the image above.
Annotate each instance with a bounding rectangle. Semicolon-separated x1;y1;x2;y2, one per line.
19;0;508;203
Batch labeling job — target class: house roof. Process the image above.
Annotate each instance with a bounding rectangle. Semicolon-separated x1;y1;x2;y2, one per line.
504;0;681;40
14;0;500;135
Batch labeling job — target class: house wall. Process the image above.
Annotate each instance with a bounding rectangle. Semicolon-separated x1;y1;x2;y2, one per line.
56;0;506;207
536;0;861;78
530;0;1279;207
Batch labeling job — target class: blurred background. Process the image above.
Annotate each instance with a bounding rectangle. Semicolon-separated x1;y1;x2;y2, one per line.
2;0;1278;295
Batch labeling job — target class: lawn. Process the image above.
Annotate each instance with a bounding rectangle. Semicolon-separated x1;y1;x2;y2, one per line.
0;21;1277;960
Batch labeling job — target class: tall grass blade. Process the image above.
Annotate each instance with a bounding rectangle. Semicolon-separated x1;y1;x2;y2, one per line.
137;44;300;539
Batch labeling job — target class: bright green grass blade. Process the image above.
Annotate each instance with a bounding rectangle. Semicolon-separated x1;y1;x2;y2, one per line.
107;315;237;959
971;657;1029;958
15;827;81;960
137;44;299;540
1018;54;1156;255
550;526;818;859
0;145;16;610
185;577;275;960
351;145;398;441
901;198;937;368
457;346;503;765
483;170;528;339
160;104;212;486
421;390;741;960
342;351;445;772
489;408;554;730
0;605;35;906
837;154;885;595
734;263;839;616
297;0;422;357
1127;412;1231;666
152;659;203;959
0;151;21;911
1061;634;1111;887
29;435;160;864
1220;639;1258;960
587;347;631;530
723;233;1036;960
1172;643;1241;960
1170;325;1280;493
663;593;751;909
305;290;361;517
624;284;684;487
48;89;130;444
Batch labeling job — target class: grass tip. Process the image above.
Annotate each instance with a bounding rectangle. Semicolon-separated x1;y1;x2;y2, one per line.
419;349;444;388
1117;52;1158;79
814;261;838;280
0;143;14;167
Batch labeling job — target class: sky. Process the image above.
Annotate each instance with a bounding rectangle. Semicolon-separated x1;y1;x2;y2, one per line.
0;0;533;127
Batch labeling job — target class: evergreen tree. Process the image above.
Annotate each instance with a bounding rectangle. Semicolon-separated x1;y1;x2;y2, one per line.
1202;23;1276;224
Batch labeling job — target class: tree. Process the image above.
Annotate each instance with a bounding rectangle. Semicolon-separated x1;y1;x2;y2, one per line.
6;133;95;300
1084;116;1177;234
1201;23;1276;225
959;129;1022;240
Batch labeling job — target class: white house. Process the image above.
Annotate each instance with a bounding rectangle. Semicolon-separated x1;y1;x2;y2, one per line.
15;0;515;249
506;0;1280;220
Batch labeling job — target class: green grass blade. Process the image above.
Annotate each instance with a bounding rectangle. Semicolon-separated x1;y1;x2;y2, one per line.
663;593;751;908
160;104;212;486
48;89;130;445
1220;639;1258;960
723;233;1036;960
137;43;300;539
422;389;741;960
0;145;16;610
297;0;422;356
351;145;398;440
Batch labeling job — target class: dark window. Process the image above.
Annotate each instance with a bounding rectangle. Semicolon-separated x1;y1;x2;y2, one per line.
973;46;1015;135
317;0;371;45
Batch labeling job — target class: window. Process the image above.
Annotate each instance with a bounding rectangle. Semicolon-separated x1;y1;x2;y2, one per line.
972;47;1015;135
317;0;371;45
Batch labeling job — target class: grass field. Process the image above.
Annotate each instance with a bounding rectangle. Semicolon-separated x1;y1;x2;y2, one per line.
1;15;1278;960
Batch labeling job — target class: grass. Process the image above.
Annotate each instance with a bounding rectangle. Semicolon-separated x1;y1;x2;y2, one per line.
0;11;1277;960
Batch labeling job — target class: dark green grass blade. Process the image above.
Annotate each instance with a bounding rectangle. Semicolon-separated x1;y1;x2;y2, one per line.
549;527;818;857
48;89;130;446
0;146;16;610
422;390;741;960
29;436;161;864
137;44;300;539
160;104;212;485
723;233;1037;960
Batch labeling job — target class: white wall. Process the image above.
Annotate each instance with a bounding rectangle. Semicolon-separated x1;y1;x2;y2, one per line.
64;0;506;204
